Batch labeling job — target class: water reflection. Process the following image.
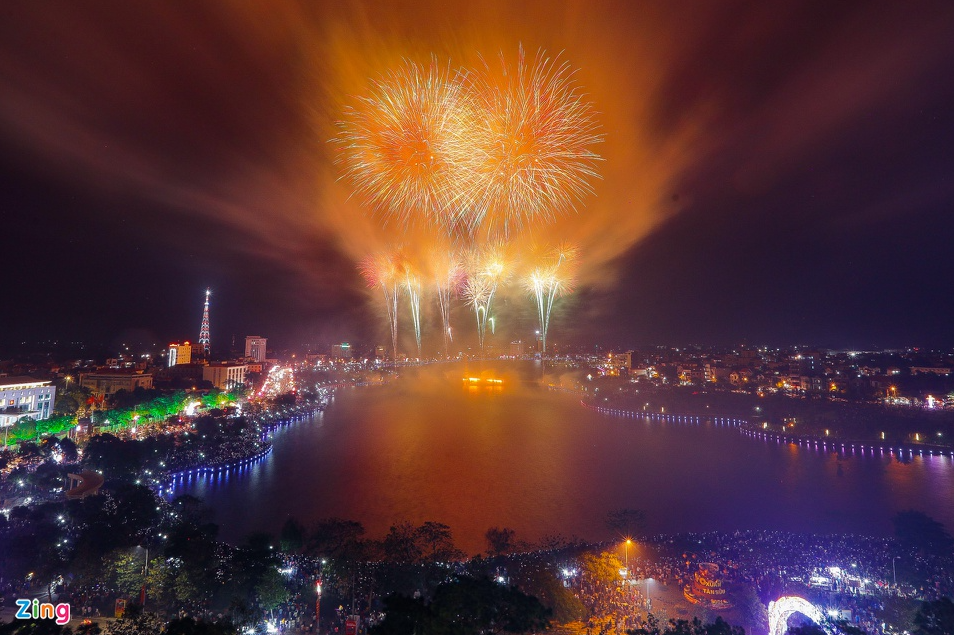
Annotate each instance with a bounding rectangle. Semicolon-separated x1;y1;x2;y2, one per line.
172;363;954;553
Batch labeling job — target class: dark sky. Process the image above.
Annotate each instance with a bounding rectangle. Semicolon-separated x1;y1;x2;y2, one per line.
2;0;954;354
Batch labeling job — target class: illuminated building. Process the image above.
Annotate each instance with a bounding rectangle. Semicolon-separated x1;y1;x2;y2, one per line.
332;343;353;360
80;371;153;397
604;351;633;376
245;336;267;362
510;340;526;356
0;376;56;429
202;363;247;391
683;563;732;610
910;366;951;376
168;342;192;367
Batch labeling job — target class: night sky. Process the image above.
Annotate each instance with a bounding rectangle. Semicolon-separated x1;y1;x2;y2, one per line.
2;0;954;353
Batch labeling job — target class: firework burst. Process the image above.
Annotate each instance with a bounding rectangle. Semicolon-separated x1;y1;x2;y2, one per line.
334;59;474;229
458;47;604;238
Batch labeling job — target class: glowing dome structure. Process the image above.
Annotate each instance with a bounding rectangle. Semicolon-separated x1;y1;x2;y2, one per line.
768;596;827;635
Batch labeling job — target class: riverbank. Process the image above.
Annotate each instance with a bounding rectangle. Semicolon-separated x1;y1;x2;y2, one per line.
581;398;954;458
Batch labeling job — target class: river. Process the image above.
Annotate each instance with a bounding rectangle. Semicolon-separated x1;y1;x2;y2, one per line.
167;362;954;554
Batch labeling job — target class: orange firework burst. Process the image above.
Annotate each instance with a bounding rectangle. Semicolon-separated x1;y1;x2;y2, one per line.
334;59;474;229
334;49;603;240
459;47;604;238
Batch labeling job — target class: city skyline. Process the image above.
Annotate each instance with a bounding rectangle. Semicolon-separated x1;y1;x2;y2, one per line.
3;0;954;351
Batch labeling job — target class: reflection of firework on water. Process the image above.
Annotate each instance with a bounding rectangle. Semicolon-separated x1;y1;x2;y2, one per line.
525;243;578;353
464;245;509;352
334;59;474;229
359;250;403;360
428;246;464;357
459;48;603;238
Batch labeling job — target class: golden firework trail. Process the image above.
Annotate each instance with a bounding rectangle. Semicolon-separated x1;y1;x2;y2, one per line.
428;246;464;357
464;245;509;352
524;243;578;353
359;249;403;360
402;260;424;359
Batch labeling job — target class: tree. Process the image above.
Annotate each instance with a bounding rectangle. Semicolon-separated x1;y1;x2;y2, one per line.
417;521;462;562
509;559;584;623
106;550;152;596
308;517;366;560
0;620;71;635
279;517;306;553
893;510;954;556
165;617;238;635
580;551;623;588
735;586;768;634
59;437;79;463
913;597;954;635
370;576;550;635
628;616;745;635
383;521;424;565
103;611;165;635
256;568;290;618
485;527;517;558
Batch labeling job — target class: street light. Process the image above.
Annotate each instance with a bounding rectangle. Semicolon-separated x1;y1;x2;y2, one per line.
625;539;632;575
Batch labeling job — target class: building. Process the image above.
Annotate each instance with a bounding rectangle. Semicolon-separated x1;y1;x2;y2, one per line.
510;340;526;357
245;336;267;363
0;376;56;429
910;367;951;376
202;363;247;391
332;343;353;360
604;351;633;376
168;342;193;367
79;371;153;398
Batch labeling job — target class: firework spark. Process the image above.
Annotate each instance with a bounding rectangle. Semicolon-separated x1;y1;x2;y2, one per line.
359;249;403;360
402;260;424;359
428;246;464;357
525;244;578;353
458;48;604;238
464;245;509;352
334;59;474;230
335;49;603;241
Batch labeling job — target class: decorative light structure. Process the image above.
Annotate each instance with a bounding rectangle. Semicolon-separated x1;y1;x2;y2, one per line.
198;288;211;355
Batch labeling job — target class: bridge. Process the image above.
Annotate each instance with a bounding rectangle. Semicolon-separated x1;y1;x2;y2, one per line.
768;596;827;635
